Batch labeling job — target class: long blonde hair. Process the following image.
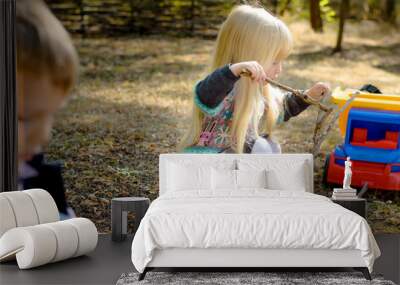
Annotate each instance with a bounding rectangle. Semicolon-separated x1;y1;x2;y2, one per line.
178;4;292;153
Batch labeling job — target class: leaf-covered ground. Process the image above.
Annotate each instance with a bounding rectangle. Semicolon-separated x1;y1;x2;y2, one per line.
45;20;400;234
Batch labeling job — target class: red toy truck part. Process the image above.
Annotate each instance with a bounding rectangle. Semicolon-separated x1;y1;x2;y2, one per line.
326;152;400;191
351;128;399;150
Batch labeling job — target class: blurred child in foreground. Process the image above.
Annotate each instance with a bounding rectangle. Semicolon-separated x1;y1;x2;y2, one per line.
16;0;79;219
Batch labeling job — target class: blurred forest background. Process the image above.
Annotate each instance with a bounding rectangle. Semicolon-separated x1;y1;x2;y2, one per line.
45;0;398;39
43;0;400;233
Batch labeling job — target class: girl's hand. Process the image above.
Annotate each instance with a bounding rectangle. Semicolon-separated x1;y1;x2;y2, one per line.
304;82;330;101
229;61;266;83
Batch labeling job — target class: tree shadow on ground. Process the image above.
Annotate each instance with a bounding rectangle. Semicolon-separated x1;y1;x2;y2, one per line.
289;42;400;76
80;58;206;83
374;63;400;75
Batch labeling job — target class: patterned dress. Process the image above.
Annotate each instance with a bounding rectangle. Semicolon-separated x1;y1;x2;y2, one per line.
182;64;310;154
183;85;285;154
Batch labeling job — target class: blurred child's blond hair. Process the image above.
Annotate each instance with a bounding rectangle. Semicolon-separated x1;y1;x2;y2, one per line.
16;0;78;93
178;4;293;153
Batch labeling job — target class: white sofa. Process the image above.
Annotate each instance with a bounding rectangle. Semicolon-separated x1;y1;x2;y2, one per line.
0;189;98;269
131;153;380;281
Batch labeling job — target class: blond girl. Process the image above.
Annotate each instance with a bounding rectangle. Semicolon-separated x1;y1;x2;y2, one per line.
177;4;329;154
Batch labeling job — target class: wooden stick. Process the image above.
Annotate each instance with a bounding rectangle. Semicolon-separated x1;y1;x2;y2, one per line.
313;107;334;145
237;69;362;158
313;95;334;144
239;69;332;112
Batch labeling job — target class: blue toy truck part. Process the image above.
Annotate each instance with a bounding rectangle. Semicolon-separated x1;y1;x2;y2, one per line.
335;108;400;164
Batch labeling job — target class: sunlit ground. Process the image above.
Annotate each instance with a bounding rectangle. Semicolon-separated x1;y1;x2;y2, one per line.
46;20;400;233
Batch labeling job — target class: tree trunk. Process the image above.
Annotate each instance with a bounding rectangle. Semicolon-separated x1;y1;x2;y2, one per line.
271;0;278;15
310;0;323;32
261;0;278;14
279;0;291;16
383;0;396;25
190;0;195;36
333;0;349;54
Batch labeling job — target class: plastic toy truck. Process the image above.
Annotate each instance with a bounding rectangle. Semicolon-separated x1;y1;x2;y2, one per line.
324;86;400;191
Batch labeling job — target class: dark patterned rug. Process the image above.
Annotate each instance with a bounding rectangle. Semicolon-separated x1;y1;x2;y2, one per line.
116;271;395;285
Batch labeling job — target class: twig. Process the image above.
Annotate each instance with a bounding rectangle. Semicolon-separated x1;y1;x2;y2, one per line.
358;182;369;198
313;107;334;146
313;95;334;144
311;90;361;156
239;69;361;158
239;69;332;112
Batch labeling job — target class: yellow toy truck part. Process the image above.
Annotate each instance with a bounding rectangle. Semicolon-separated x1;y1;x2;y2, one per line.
330;87;400;137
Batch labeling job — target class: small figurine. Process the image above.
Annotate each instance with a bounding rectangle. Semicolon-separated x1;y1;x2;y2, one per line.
343;157;354;190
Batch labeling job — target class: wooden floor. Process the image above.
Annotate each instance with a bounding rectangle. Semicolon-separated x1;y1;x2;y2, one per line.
0;234;398;285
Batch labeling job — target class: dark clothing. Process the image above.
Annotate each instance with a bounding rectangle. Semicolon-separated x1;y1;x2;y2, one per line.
20;153;68;214
196;64;310;123
195;65;240;109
